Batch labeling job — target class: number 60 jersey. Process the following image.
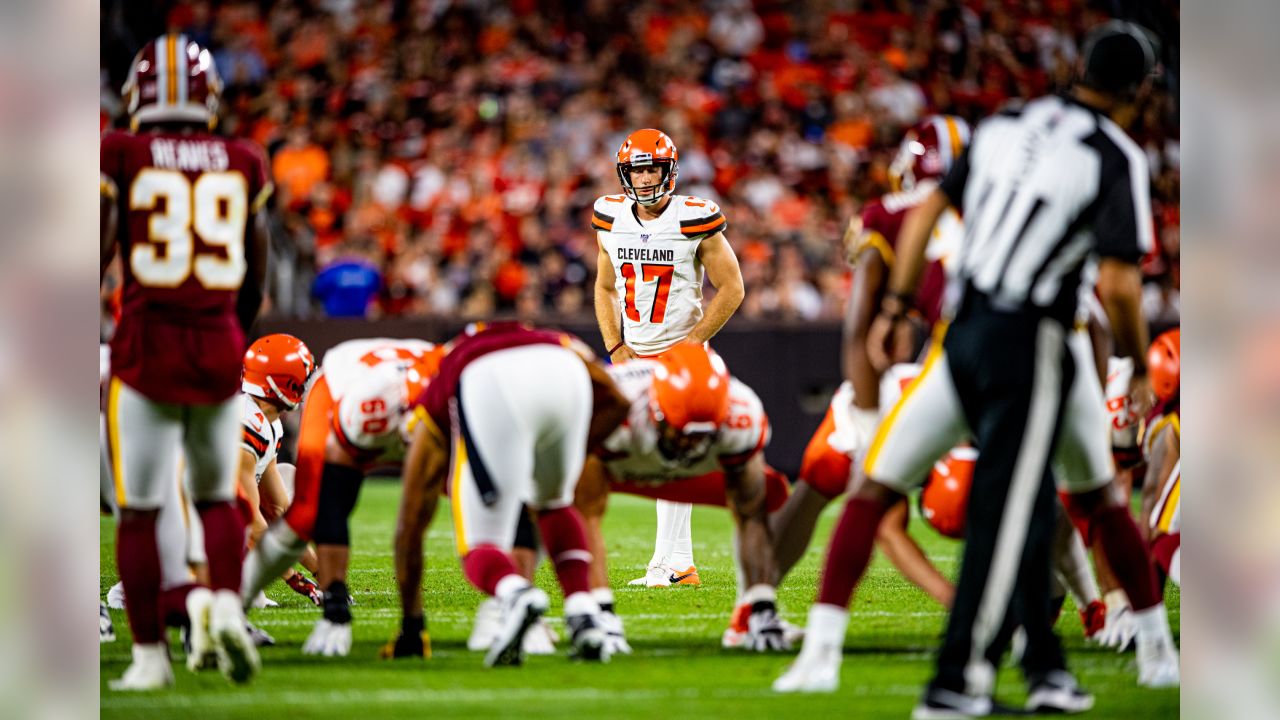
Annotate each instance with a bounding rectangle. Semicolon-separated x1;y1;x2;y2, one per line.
101;129;272;404
592;193;728;356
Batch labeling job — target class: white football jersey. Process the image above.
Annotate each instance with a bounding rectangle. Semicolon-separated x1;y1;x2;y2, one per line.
599;360;768;483
240;393;284;482
319;338;442;464
592;193;728;355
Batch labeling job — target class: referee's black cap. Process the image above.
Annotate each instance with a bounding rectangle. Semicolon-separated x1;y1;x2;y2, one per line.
1080;20;1160;96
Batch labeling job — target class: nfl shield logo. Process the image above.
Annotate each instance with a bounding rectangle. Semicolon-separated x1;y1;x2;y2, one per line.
640;233;651;243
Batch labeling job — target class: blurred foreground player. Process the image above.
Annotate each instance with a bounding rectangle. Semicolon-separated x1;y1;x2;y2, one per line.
389;322;631;666
1141;330;1180;587
101;34;271;689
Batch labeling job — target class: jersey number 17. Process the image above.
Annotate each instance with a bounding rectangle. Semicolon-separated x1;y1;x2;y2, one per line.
620;263;674;323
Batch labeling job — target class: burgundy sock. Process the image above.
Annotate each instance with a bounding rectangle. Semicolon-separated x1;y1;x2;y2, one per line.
1094;505;1161;611
160;583;196;627
197;501;246;593
536;506;592;597
817;497;887;607
1150;533;1180;578
463;545;520;596
117;514;163;644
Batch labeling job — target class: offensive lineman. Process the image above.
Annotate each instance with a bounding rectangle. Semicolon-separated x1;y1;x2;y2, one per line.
593;128;745;588
101;34;271;689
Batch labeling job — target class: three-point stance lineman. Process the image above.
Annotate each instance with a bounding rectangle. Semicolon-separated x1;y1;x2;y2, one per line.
776;21;1179;716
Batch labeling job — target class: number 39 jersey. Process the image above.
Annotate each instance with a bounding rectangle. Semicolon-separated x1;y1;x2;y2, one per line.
101;130;272;405
592;194;728;356
598;360;769;482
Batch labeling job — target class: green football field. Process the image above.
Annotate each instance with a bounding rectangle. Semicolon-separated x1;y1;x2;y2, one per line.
99;481;1179;719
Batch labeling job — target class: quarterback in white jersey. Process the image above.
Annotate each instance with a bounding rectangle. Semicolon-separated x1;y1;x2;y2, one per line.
593;128;746;589
574;345;790;654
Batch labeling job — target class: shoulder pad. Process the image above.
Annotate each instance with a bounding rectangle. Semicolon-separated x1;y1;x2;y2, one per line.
678;196;727;237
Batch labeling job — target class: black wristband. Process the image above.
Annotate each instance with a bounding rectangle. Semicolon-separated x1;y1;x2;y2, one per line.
607;341;625;355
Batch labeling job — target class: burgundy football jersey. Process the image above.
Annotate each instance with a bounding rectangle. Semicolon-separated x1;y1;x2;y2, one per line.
102;129;272;404
857;189;951;328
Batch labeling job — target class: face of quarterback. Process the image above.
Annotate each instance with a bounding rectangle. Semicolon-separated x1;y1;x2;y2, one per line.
656;420;717;465
629;164;664;203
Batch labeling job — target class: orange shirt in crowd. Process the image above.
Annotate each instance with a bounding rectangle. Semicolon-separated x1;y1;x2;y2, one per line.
272;144;330;206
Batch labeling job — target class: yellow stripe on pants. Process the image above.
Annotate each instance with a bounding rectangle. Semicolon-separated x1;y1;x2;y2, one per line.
107;377;128;507
864;322;949;476
450;435;470;556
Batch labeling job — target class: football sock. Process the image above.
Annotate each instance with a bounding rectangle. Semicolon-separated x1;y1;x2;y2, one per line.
817;497;885;607
805;603;849;650
464;546;521;597
1093;505;1161;611
117;514;163;644
669;501;694;569
649;500;677;566
196;500;246;594
160;583;196;627
241;521;307;606
591;587;615;613
537;506;593;597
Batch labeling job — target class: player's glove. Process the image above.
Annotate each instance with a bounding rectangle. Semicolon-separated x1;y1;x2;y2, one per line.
1080;599;1107;640
286;572;323;607
1097;602;1137;651
380;615;432;660
745;600;791;652
599;610;632;656
303;618;352;656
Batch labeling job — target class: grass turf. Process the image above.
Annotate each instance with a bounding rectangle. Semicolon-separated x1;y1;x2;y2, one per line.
100;480;1178;718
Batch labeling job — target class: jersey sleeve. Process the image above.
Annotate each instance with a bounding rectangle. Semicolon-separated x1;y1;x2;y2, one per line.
852;199;897;266
1091;132;1154;263
679;197;728;238
100;132;126;197
717;380;770;466
240;403;270;462
591;195;625;232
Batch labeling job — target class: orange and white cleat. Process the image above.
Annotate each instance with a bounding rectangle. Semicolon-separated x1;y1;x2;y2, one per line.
668;565;701;586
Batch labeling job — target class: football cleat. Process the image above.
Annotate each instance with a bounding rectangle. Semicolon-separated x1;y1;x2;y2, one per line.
485;586;549;668
565;612;610;663
599;610;632;655
106;582;126;610
250;590;278;609
100;602;115;643
108;642;174;691
246;620;275;647
910;688;996;719
1026;670;1095;714
468;597;502;651
523;618;557;656
184;587;218;672
381;615;432;660
668;565;701;586
627;564;673;588
303;619;353;657
210;590;260;683
285;572;323;607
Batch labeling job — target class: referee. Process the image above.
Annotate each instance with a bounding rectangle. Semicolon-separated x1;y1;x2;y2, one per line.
773;20;1178;716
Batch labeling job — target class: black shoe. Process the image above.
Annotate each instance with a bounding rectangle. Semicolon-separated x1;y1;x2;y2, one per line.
1026;670;1094;714
912;688;995;719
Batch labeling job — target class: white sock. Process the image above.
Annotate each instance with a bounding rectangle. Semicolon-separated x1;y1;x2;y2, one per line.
241;522;307;607
494;574;530;602
591;587;615;609
804;603;849;651
564;591;600;618
667;501;695;569
1169;548;1180;586
648;500;675;566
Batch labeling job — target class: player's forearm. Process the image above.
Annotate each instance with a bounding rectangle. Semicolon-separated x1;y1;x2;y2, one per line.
727;460;776;587
876;503;953;606
1097;260;1150;374
887;190;948;299
687;280;743;345
594;284;623;349
394;525;426;618
844;253;887;409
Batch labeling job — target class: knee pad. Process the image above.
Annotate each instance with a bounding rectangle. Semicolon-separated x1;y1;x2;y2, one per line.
763;466;790;513
313;463;364;546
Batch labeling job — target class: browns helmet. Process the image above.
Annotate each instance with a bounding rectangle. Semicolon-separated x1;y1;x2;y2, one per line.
1147;328;1180;402
888;115;970;193
122;34;223;131
919;446;977;540
617;129;680;206
242;334;316;410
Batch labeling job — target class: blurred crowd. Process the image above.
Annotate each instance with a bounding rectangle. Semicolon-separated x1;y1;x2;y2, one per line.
101;0;1180;326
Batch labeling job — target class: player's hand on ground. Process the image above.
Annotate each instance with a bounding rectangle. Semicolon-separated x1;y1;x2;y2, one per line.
1096;604;1137;651
380;630;431;660
303;619;352;657
745;601;791;652
599;610;632;655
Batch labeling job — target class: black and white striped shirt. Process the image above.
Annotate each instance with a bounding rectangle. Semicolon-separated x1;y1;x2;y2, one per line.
941;94;1154;323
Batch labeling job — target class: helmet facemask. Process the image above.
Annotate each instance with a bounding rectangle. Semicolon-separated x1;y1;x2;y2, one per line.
618;157;678;206
654;416;718;466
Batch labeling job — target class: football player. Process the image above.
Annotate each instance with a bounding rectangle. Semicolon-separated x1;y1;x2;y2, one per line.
387;322;632;666
101;34;271;689
1141;330;1180;587
593;128;746;588
239;338;444;656
573;344;792;653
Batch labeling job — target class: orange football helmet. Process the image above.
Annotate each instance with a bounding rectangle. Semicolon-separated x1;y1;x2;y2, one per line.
888;115;970;192
123;34;223;130
242;334;316;410
617;128;680;206
919;446;978;540
1147;328;1180;402
651;344;731;432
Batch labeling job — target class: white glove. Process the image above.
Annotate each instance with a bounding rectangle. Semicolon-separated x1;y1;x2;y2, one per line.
1096;604;1137;651
303;618;353;657
599;610;632;656
744;600;792;652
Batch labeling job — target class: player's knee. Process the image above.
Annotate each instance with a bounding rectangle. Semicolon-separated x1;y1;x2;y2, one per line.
313;463;364;546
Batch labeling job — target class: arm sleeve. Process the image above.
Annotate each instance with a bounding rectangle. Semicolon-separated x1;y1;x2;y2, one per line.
939;145;971;208
1092;151;1154;263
